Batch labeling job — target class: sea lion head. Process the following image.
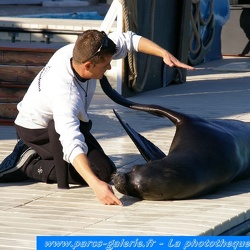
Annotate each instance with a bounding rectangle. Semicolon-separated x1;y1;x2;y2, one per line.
113;160;184;200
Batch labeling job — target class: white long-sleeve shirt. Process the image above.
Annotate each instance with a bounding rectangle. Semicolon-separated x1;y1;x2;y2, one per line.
15;31;141;164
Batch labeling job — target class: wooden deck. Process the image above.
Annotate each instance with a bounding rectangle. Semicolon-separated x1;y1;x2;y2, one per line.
0;57;250;249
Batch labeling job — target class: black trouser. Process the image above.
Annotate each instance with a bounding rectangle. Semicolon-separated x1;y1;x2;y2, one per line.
15;120;116;188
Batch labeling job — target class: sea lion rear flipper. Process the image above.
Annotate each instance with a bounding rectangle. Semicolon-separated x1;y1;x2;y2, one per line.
100;75;188;125
113;110;166;162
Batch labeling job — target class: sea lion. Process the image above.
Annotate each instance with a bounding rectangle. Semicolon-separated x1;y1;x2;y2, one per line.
100;76;250;201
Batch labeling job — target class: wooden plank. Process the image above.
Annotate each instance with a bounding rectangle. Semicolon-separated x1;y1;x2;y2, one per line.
0;45;60;53
0;82;29;88
0;118;14;126
0;103;18;120
0;50;53;66
0;65;42;84
0;44;58;125
0;86;27;102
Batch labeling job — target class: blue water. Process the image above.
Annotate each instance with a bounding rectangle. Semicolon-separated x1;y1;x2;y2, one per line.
19;11;104;20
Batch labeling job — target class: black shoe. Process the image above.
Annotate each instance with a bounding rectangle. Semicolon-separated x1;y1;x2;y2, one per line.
0;140;36;177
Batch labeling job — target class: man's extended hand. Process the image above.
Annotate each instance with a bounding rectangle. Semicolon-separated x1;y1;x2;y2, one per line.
92;179;123;206
163;51;195;70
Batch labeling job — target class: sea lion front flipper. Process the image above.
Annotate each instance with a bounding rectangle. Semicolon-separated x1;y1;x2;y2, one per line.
113;110;166;162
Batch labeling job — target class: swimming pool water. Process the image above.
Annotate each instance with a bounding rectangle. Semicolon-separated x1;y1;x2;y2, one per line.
19;11;104;20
